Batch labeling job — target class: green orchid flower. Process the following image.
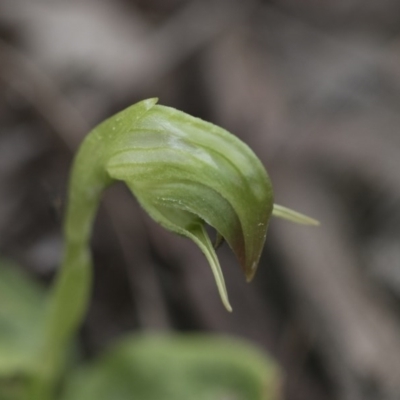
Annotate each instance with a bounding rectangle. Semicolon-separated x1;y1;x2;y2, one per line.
32;98;317;399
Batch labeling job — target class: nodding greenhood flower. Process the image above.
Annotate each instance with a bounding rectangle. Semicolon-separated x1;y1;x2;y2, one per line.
65;98;318;312
105;99;274;312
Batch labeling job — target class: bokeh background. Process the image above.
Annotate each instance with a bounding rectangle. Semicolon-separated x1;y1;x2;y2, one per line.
2;0;400;399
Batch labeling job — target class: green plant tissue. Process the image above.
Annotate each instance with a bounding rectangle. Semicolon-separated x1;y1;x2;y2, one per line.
61;334;281;400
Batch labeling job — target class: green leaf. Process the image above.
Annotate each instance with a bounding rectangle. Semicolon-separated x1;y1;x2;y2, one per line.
0;259;47;399
0;259;46;377
61;334;281;400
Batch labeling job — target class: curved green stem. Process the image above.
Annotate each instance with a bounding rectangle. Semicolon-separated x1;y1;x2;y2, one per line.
29;99;155;400
29;142;109;400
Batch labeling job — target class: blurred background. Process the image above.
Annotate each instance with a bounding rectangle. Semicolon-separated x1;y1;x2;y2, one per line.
2;0;400;399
